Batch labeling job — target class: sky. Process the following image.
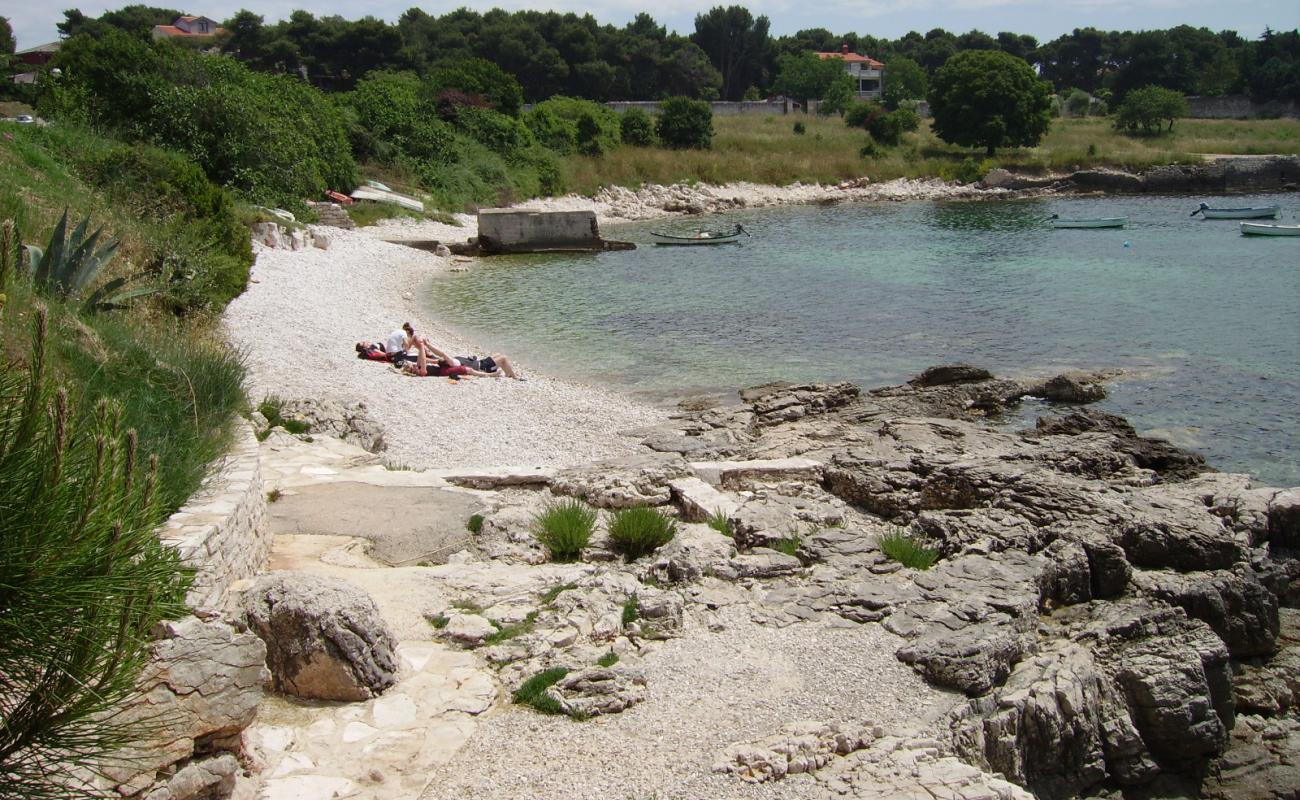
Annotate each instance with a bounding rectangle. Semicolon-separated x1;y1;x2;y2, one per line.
9;0;1300;51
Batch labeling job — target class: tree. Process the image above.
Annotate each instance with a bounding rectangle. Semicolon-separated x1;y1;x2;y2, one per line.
928;49;1052;155
619;107;656;145
691;6;772;100
427;57;524;116
661;42;722;99
881;56;927;109
818;74;855;116
1113;85;1188;135
657;96;713;148
773;51;845;107
0;17;14;59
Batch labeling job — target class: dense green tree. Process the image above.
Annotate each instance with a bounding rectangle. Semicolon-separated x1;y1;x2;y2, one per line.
1114;85;1189;134
661;42;723;99
691;6;773;100
619;107;656;145
1;16;15;58
818;74;855;116
657;96;713;148
996;32;1039;63
1038;27;1112;93
773;51;846;106
428;58;524;116
956;30;998;52
881;56;927;109
928;49;1052;155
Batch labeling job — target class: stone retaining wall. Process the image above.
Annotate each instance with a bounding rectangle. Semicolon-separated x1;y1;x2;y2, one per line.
1188;94;1300;119
159;421;269;611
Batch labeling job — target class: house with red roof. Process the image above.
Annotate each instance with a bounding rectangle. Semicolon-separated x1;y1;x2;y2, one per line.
152;15;225;40
816;45;885;100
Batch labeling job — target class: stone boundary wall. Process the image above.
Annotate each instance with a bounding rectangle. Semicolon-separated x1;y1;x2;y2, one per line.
605;99;799;116
159;421;269;611
1188;95;1300;119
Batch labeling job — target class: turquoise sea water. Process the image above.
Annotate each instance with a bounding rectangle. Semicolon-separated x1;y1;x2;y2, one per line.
426;194;1300;486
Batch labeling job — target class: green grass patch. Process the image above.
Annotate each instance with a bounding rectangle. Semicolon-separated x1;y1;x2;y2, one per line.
451;599;484;614
621;594;640;627
345;200;425;228
427;613;450;629
467;514;485;534
267;489;282;503
540;582;578;605
772;535;801;558
533;498;596;562
607;506;678;562
596;651;619;668
878;528;940;570
256;395;310;435
483;611;539;646
706;509;734;538
512;667;570;715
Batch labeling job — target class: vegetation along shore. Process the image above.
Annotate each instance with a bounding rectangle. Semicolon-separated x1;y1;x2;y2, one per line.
1;3;1298;800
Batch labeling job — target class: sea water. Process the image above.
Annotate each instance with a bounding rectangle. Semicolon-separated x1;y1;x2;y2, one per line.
426;194;1300;486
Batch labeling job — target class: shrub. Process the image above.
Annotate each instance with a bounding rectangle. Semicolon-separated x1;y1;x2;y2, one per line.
1114;86;1190;136
619;108;656;146
533;498;596;561
878;528;940;570
0;309;191;797
940;156;989;185
524;97;621;156
1065;89;1092;117
792;120;807;135
597;651;619;667
607;506;678;561
427;58;524;117
706;509;734;537
657;97;714;149
512;667;570;715
467;514;484;533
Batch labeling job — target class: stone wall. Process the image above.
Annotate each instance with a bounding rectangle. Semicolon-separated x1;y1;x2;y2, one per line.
1188;94;1300;119
159;421;269;611
606;99;799;116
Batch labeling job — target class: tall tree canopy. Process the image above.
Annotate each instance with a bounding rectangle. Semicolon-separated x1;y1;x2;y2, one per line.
691;6;773;100
928;49;1053;155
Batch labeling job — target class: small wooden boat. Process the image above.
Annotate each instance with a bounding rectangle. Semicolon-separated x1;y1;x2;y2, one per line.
1240;222;1300;237
650;224;749;245
1191;203;1280;220
1049;215;1127;229
350;186;424;213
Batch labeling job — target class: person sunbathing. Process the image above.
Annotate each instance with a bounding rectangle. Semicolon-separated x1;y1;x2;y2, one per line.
403;341;494;379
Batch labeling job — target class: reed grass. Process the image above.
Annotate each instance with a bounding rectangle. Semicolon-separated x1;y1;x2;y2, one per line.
533;498;596;562
560;116;1300;194
607;506;678;562
877;528;940;570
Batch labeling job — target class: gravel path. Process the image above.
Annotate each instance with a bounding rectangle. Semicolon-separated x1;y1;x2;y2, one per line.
420;606;953;800
223;224;667;470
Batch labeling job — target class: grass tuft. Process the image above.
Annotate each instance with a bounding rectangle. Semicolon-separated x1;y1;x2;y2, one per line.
482;611;538;646
621;594;640;627
267;488;282;503
467;513;484;534
512;667;570;715
540;582;578;605
607;506;678;562
533;498;596;562
256;395;310;435
427;613;450;629
706;509;734;538
772;535;801;558
878;527;940;570
596;651;619;668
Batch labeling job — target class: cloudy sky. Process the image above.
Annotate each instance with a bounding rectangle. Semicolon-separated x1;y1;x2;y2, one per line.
10;0;1299;51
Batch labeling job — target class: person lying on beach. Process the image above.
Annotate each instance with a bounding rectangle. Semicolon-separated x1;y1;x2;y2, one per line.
402;341;498;379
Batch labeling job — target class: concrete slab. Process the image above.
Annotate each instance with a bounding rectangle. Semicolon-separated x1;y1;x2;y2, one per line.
268;483;485;566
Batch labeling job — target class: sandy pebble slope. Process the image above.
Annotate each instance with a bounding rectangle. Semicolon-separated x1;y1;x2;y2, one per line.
222;224;667;470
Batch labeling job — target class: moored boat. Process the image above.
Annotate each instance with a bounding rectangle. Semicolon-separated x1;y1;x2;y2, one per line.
1049;215;1127;229
651;224;749;245
1191;202;1280;220
1240;222;1300;236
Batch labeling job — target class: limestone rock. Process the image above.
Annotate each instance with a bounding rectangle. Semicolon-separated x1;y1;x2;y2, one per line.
242;573;398;701
1027;372;1109;403
545;667;647;716
276;398;386;453
1267;488;1300;549
434;243;451;257
713;548;803;580
909;364;994;387
101;617;268;797
1133;568;1279;657
650;524;736;583
745;382;860;426
551;451;691;508
443;613;497;647
141;753;240;800
713;721;879;782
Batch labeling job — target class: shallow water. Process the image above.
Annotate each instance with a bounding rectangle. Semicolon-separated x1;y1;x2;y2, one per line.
426;194;1300;486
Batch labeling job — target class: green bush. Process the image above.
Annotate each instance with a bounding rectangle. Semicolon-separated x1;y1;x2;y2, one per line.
619;108;656;146
792;120;806;135
607;506;678;562
1114;86;1190;136
596;651;619;667
939;156;989;184
427;57;524;117
467;514;484;533
656;97;714;150
845;102;919;146
512;667;570;715
533;498;596;562
878;528;940;570
524;97;621;156
1065;89;1092;117
621;594;640;626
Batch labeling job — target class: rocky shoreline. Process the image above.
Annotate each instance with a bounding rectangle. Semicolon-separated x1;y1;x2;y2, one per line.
216;363;1298;800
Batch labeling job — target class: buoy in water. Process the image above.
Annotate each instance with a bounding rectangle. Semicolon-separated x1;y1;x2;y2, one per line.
1123;241;1131;248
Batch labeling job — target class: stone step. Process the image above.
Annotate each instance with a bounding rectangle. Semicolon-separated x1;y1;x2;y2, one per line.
669;476;741;522
689;457;824;488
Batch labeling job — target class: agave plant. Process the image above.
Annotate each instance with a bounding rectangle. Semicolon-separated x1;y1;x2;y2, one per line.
22;210;156;312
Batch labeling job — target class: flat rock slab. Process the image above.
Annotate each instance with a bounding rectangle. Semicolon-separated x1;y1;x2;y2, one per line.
691;458;824;488
269;482;485;566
